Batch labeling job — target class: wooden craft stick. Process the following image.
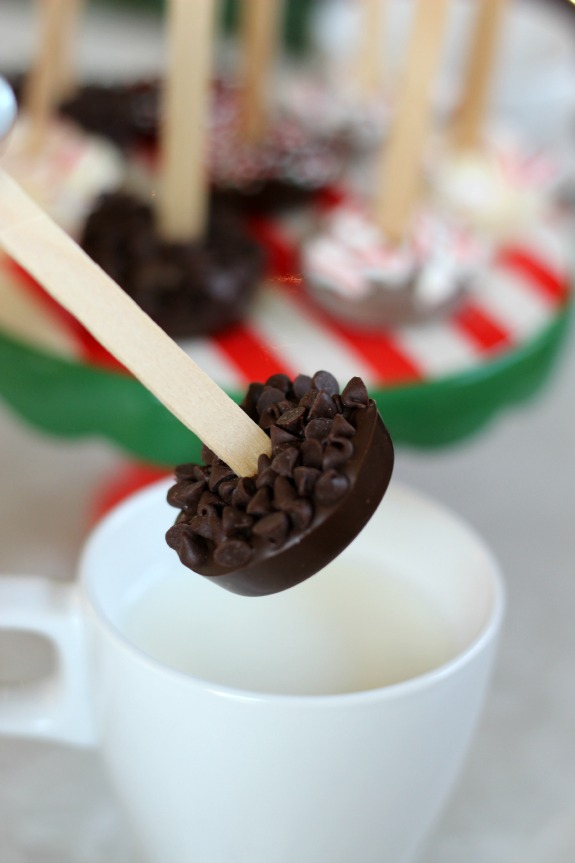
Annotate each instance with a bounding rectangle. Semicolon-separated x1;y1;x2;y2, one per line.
157;0;217;242
54;0;85;102
22;0;71;152
451;0;507;151
375;0;450;244
239;0;281;144
0;169;271;476
355;0;386;98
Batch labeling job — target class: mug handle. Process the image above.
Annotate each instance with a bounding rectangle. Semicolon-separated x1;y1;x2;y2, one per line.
0;576;96;746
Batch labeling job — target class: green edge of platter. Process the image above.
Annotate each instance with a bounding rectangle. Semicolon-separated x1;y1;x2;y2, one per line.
0;301;571;467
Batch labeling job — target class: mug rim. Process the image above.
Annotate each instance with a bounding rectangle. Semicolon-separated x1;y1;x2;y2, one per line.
79;478;505;706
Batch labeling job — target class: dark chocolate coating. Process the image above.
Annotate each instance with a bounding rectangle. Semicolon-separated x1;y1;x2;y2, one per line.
212;180;315;216
166;374;394;597
4;74;159;150
80;192;265;338
208;404;391;596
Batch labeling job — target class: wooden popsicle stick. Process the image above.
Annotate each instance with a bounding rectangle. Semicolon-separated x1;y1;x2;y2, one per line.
22;0;70;153
239;0;282;144
451;0;507;151
0;169;271;476
157;0;217;242
54;0;85;102
355;0;386;99
375;0;450;245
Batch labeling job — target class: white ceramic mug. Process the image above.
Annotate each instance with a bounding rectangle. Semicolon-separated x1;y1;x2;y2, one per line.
0;479;504;863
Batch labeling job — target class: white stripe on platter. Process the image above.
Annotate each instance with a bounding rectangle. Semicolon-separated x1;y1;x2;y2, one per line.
475;269;557;342
178;337;245;391
249;282;377;386
394;319;480;377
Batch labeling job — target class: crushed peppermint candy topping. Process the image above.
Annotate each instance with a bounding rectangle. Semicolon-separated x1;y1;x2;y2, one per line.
301;201;490;323
208;80;350;191
431;132;564;238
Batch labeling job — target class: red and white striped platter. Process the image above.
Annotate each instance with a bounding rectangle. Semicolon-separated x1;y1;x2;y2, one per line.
0;199;571;394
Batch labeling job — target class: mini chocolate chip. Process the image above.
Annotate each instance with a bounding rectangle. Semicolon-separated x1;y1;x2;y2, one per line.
218;478;238;505
190;510;220;540
214;538;253;568
166;525;208;568
246;486;273;515
259;403;283;429
305;417;333;441
222;506;254;535
315;469;349;505
293;373;313;400
165;521;191;551
273;475;297;507
300;437;323;468
322;437;354;470
270;425;301;452
276;405;306;434
256;386;286;415
332;393;344;414
308;391;338;420
341;377;369;409
271;446;300;477
201;444;216;464
231;477;256;509
174;462;198;481
293;466;321;497
257;453;271;472
197;491;222;515
312;370;339;396
240;381;264;418
208;461;236;492
331;413;356;438
193;465;209;482
255;465;277;489
276;399;294;415
167;479;206;512
265;373;292;394
284;497;313;531
252;511;290;547
298;388;319;410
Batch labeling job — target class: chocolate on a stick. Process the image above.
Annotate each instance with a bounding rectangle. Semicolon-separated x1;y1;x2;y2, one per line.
78;0;264;339
0;171;394;597
167;371;394;597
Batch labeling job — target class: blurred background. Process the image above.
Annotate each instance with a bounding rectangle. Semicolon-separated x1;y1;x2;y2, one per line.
0;1;574;861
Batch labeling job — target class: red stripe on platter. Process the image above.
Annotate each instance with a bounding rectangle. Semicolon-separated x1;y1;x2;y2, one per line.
213;324;297;384
497;247;569;305
327;323;424;384
248;217;300;278
274;280;424;385
452;303;513;352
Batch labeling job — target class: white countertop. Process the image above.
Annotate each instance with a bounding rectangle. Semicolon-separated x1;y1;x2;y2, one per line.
1;1;575;860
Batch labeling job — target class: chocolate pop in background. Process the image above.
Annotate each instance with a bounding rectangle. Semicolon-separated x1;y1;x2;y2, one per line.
80;0;264;339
